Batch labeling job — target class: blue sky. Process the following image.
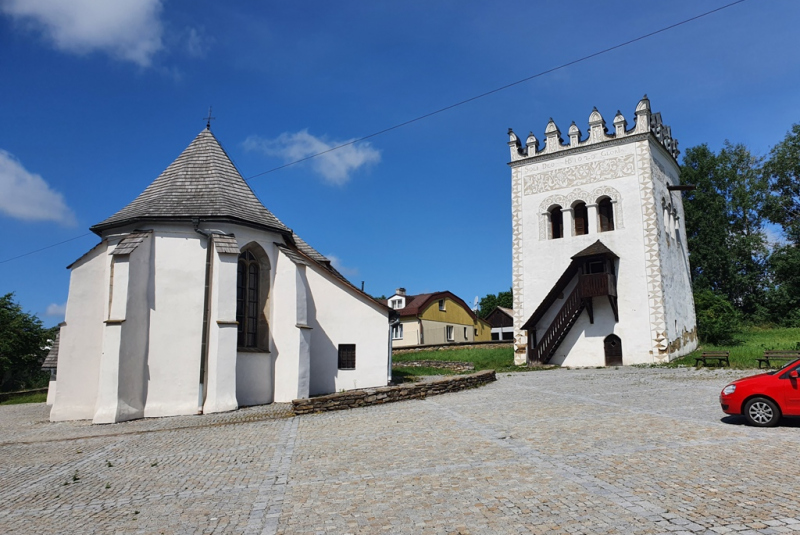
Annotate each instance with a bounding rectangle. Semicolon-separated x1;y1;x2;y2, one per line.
1;0;798;326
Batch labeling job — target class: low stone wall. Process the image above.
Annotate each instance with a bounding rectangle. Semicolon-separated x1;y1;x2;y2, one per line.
391;360;474;372
292;370;496;415
393;340;513;355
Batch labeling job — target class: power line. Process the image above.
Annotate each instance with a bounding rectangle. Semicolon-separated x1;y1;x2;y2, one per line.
0;232;93;264
244;0;747;181
1;0;748;266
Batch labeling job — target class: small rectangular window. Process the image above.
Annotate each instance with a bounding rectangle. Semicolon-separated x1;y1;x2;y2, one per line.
439;299;446;311
464;326;468;339
391;324;403;340
446;325;454;341
338;344;356;369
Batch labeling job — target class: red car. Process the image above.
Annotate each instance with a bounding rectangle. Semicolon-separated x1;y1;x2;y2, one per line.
720;358;800;427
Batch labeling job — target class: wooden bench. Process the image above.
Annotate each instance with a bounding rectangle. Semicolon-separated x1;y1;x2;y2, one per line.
694;351;730;367
757;351;800;369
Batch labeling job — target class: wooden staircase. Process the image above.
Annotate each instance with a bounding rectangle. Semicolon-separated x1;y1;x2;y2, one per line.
528;272;618;365
529;284;586;364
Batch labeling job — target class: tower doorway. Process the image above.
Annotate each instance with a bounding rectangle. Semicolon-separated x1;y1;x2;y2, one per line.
604;334;622;366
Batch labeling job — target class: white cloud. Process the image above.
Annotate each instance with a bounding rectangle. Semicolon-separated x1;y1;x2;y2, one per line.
244;130;381;186
0;0;164;67
0;149;77;226
326;254;359;277
46;302;67;317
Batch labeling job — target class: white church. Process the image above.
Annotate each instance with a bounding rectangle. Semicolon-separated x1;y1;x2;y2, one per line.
48;127;393;423
507;96;697;367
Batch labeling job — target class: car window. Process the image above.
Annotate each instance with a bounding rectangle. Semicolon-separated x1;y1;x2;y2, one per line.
768;358;800;375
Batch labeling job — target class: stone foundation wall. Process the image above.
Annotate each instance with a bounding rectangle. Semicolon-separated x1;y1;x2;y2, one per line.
391;360;474;372
392;340;513;355
292;370;496;415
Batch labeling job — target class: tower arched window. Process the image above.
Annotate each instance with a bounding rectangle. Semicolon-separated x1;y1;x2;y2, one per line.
573;202;588;235
598;198;615;232
549;205;564;239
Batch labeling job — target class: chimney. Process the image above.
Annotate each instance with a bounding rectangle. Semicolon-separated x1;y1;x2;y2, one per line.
396;287;406;296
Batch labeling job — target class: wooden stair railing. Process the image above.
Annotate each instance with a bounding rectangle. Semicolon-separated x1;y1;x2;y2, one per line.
530;284;585;364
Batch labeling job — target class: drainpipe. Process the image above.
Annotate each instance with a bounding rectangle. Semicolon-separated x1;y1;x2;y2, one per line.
388;311;399;384
194;219;214;413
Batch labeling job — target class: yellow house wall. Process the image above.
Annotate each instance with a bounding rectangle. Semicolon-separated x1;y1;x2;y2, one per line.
419;297;474;325
475;319;492;341
420;319;473;344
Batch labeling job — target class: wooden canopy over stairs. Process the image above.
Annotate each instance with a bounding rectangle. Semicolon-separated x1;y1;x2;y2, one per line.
522;240;620;365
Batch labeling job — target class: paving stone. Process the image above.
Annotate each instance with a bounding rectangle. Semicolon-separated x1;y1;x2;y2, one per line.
1;367;799;533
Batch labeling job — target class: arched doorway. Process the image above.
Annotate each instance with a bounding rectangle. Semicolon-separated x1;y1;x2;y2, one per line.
604;334;622;366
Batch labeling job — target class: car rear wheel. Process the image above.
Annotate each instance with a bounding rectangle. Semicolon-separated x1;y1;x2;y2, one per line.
744;397;781;427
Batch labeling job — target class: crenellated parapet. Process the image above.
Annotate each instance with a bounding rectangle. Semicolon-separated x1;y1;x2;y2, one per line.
508;95;680;162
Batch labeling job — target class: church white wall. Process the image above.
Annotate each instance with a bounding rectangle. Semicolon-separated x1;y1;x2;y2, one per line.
142;231;206;418
305;264;389;396
236;352;274;406
203;224;282;407
202;247;239;414
272;250;304;403
50;243;108;421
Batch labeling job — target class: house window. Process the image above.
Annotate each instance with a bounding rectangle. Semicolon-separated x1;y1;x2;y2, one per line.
338;344;356;369
392;324;403;340
236;251;259;348
598;198;615;232
474;328;478;336
439;299;446;311
391;299;402;309
446;325;454;341
549;205;564;239
573;202;588;235
464;326;468;339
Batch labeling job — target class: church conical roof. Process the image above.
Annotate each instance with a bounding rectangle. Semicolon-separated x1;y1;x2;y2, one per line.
91;129;291;235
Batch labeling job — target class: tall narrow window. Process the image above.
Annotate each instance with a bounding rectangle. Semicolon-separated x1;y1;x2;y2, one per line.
446;325;454;341
573;202;588;235
338;344;356;369
237;251;259;347
598;198;615;232
549;206;564;239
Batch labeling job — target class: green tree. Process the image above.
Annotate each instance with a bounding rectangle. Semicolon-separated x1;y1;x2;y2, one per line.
693;290;740;345
764;123;800;244
478;289;512;318
682;142;769;318
0;293;54;391
764;244;800;326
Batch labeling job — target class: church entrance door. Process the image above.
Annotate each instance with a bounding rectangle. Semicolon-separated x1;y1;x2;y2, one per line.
604;334;622;366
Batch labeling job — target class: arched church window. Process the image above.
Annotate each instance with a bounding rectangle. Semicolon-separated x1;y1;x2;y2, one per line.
237;251;260;347
549;205;564;239
573;202;588;235
598;198;615;232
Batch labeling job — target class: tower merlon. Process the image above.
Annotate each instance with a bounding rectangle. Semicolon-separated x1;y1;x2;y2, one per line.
507;96;680;163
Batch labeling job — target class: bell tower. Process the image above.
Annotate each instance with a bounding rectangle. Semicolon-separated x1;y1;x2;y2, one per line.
507;96;697;367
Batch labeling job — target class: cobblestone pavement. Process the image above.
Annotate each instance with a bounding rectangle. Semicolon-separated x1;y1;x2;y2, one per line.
2;367;800;534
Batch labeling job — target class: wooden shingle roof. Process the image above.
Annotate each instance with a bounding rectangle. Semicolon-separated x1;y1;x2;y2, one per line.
41;331;61;370
91;129;291;236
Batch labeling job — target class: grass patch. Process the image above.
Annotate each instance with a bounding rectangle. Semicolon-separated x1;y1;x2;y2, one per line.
671;326;800;368
393;346;529;376
0;392;47;405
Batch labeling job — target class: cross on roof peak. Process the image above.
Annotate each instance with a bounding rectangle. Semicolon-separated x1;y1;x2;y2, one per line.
203;106;216;130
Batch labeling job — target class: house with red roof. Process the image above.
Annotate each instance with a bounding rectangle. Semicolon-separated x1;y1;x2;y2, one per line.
387;288;491;348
